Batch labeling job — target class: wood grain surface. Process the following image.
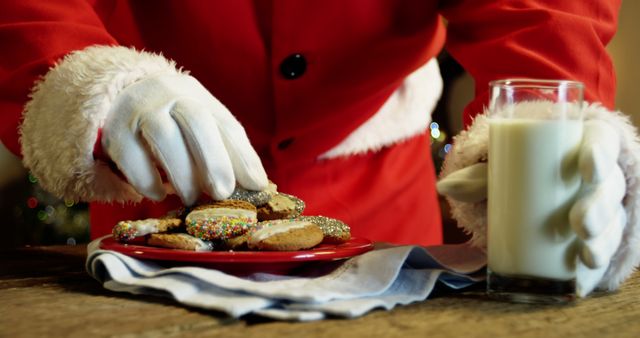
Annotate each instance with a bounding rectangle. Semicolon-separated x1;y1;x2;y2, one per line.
1;245;638;338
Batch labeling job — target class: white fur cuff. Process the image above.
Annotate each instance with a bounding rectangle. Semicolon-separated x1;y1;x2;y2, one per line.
319;58;442;159
20;45;183;202
440;103;640;291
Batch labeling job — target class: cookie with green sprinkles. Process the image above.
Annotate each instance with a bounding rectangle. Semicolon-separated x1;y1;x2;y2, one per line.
185;200;258;241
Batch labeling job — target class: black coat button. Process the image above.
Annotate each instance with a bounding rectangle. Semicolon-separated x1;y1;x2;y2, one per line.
277;137;295;150
280;54;306;79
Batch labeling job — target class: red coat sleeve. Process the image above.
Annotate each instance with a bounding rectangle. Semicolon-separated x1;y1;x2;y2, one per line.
0;0;118;156
439;0;621;126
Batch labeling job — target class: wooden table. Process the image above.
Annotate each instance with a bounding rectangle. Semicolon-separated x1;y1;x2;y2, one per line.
1;245;639;338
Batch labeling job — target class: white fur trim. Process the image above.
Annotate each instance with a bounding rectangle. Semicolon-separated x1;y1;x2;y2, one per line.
20;45;183;202
439;114;490;247
318;58;443;159
440;102;640;291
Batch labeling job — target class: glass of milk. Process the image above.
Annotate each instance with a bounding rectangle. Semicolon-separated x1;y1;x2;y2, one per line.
486;79;584;304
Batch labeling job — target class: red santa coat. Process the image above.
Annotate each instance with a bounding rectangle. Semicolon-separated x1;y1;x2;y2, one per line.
0;1;619;245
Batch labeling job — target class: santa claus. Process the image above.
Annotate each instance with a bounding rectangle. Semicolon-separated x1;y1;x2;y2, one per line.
0;0;637;296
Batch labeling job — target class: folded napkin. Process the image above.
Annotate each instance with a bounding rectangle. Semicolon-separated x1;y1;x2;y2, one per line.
86;238;486;321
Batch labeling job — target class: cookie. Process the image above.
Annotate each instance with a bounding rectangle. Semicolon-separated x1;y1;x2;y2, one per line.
147;233;214;252
228;181;278;206
221;233;250;251
185;200;258;241
257;193;305;221
296;215;351;244
247;219;324;251
112;218;182;242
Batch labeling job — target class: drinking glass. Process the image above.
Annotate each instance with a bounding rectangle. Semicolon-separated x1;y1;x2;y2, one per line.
486;79;584;304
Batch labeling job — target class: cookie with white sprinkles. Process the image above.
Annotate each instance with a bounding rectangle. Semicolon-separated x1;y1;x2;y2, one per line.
185;200;258;241
112;218;183;242
247;219;324;251
296;215;351;244
228;181;278;206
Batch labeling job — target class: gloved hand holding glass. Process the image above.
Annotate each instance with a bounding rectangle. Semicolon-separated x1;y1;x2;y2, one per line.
438;79;630;303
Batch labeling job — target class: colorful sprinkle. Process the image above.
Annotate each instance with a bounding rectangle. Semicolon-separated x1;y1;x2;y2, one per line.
186;216;256;240
113;221;138;242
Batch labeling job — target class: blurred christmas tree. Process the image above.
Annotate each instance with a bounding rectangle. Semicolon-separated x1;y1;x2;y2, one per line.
429;50;465;176
429;120;452;174
1;172;90;247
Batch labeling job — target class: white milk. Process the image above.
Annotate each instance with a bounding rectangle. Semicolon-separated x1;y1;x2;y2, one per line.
488;118;582;280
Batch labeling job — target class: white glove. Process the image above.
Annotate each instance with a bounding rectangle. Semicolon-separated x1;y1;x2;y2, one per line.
101;73;268;205
437;120;626;297
571;121;626;296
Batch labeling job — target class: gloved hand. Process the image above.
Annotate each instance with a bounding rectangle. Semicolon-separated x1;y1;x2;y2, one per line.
101;73;268;205
437;120;626;297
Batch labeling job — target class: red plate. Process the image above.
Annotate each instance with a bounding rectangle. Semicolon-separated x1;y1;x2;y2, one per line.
99;237;374;275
